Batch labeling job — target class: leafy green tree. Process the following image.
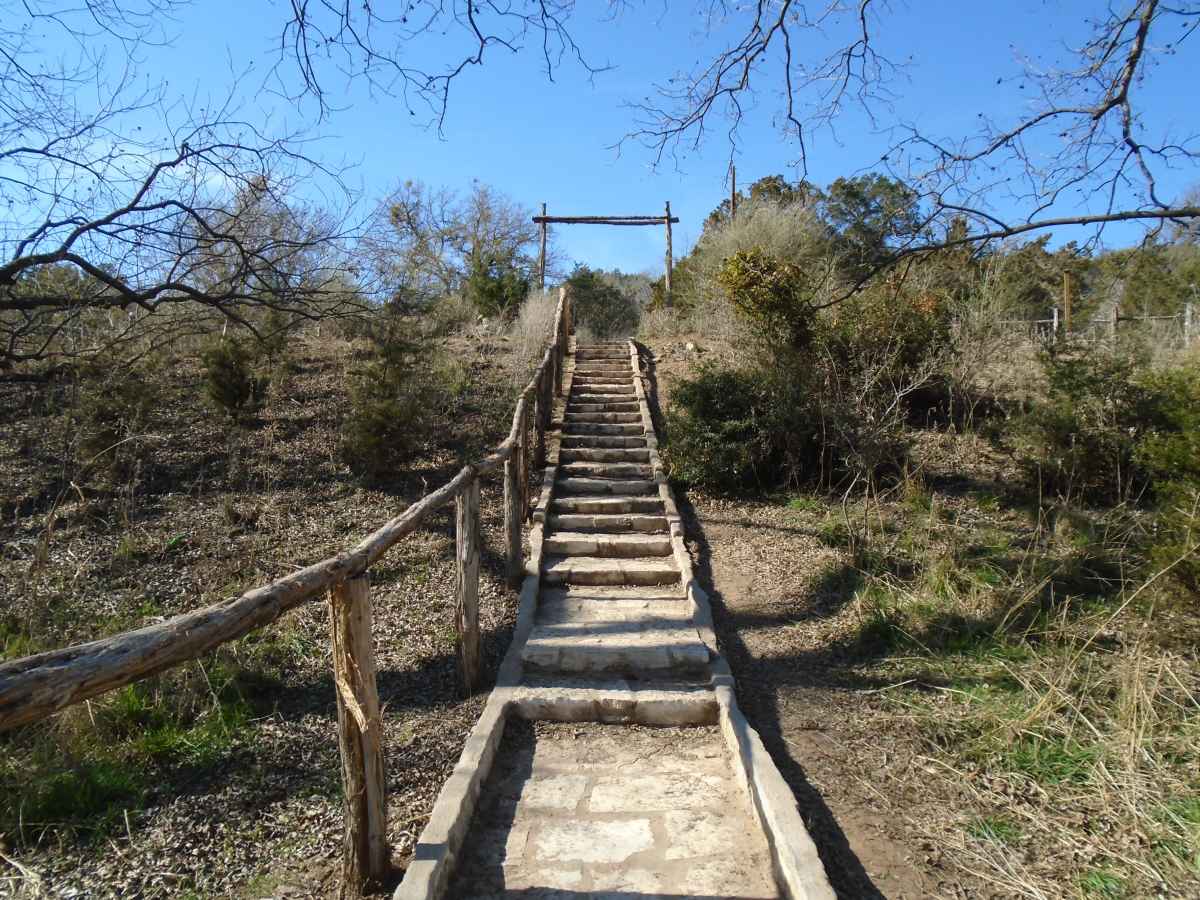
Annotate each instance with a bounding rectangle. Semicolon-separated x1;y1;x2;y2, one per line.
823;174;924;279
565;266;640;338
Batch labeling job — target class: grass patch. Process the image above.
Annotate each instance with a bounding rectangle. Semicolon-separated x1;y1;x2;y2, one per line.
964;815;1023;844
1079;868;1127;898
1003;734;1100;785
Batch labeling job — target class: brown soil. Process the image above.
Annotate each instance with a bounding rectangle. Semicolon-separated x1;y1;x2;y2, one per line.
0;330;533;898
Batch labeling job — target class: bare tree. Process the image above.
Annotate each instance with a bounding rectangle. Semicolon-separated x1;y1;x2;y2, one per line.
0;0;361;371
625;1;1199;254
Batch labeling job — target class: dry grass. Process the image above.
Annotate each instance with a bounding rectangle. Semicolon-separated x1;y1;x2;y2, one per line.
0;325;540;897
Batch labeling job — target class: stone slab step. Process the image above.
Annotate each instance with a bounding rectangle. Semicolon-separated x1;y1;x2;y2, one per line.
567;400;640;413
547;512;667;534
541;555;680;586
539;585;685;603
555;476;656;496
559;447;650;463
573;365;631;376
543;531;672;558
569;382;634;393
575;350;629;359
551;495;665;515
559;461;652;479
561;434;647;449
537;595;691;622
562;422;644;436
522;625;710;676
564;411;641;424
509;679;717;725
569;394;638;404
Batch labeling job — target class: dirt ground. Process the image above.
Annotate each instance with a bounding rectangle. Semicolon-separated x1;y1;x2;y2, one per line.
0;330;533;898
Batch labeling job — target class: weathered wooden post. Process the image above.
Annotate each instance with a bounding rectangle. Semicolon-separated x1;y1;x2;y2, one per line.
455;477;482;694
1110;301;1120;340
328;574;389;896
538;202;548;292
1051;306;1059;337
519;388;532;521
504;401;526;585
664;201;674;307
1185;302;1194;346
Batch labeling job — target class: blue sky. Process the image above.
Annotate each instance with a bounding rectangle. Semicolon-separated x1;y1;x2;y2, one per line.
57;1;1200;273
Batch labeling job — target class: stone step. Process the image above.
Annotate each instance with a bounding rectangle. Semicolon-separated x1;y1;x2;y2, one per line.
522;626;710;677
543;531;672;558
555;476;657;496
539;585;685;604
569;381;634;393
562;422;644;436
551;495;665;515
541;555;680;587
573;363;630;373
561;434;648;449
559;461;652;479
538;595;690;620
564;411;642;424
575;349;629;359
567;400;641;414
559;447;650;463
509;679;717;725
568;393;643;405
548;512;668;533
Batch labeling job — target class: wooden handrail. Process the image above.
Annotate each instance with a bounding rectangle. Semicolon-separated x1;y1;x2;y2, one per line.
0;290;570;732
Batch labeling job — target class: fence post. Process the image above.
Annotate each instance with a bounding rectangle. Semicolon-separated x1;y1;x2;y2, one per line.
1185;302;1194;346
520;390;532;521
328;574;389;896
534;368;548;472
1052;306;1059;337
455;476;481;694
504;401;526;585
1110;302;1120;340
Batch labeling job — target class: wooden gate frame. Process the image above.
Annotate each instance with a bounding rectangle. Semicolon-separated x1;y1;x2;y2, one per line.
533;203;681;304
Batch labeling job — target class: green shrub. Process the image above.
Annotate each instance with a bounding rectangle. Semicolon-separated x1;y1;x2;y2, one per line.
1021;349;1200;585
200;339;269;421
341;318;465;477
70;356;161;480
565;266;640;338
663;253;951;494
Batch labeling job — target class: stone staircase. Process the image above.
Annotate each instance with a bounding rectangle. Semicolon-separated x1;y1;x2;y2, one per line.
397;340;834;900
524;342;710;684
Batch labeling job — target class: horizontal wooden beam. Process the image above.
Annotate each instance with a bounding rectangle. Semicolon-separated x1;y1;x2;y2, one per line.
532;215;680;225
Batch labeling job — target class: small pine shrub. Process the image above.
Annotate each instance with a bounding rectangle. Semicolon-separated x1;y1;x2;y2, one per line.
71;356;161;478
200;340;270;421
341;318;465;477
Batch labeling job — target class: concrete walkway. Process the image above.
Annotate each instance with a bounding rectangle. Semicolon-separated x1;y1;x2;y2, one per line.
397;340;833;900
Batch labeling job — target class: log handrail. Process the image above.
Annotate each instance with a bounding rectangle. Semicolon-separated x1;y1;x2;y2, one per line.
0;290;571;732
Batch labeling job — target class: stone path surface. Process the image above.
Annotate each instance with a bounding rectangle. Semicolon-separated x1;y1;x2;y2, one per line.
449;721;779;899
398;339;833;899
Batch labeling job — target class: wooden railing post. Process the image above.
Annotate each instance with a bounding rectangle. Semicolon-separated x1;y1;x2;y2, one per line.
520;392;532;521
455;477;481;694
533;369;548;472
504;401;526;585
328;574;389;897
